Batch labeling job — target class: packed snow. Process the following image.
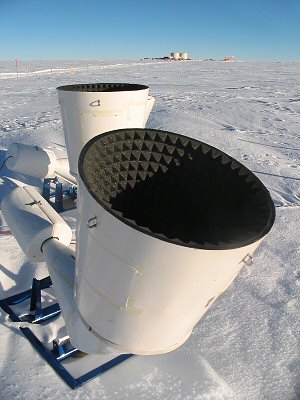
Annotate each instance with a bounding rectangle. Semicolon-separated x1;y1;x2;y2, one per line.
0;60;299;399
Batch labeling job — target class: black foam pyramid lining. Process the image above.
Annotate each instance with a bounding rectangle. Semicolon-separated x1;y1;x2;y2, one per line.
57;83;148;92
79;129;275;249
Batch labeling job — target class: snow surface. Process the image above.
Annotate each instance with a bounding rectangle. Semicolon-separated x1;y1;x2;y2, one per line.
0;60;299;399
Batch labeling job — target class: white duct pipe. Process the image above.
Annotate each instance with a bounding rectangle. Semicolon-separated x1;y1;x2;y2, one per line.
57;83;155;177
6;143;57;178
53;158;77;185
5;143;77;185
1;186;72;261
41;238;117;354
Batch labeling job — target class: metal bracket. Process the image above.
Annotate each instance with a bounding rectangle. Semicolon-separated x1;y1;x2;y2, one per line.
25;200;42;207
90;99;101;107
87;216;97;228
241;253;253;266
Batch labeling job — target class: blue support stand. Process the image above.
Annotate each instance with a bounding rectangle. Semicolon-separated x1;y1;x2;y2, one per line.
0;277;133;389
42;177;77;213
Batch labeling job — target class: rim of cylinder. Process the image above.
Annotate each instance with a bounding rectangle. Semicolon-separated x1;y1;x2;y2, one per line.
56;83;149;92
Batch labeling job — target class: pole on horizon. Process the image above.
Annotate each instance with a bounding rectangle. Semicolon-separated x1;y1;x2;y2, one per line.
15;59;19;79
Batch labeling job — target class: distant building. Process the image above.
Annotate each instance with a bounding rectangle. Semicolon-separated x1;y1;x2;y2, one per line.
171;52;180;60
170;52;190;60
142;52;190;61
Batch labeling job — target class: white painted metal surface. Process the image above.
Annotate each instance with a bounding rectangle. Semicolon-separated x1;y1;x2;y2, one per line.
54;158;77;185
6;143;56;178
1;186;72;261
180;52;188;60
57;83;155;176
75;176;263;355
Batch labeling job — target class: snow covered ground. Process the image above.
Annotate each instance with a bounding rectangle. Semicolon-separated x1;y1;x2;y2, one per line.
0;60;299;399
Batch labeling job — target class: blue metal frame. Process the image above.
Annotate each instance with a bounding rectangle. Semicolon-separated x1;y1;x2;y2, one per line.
0;276;61;323
42;177;77;213
0;276;133;389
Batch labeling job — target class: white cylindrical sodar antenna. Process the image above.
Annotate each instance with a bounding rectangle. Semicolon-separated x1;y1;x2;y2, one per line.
0;129;275;356
75;128;275;355
57;83;155;177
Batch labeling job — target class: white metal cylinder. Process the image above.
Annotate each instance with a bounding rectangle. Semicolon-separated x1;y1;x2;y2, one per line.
76;179;263;354
75;129;275;355
6;143;57;178
57;83;155;177
1;186;72;261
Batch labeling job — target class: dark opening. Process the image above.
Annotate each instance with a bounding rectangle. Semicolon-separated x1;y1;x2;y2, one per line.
79;129;275;250
57;83;148;93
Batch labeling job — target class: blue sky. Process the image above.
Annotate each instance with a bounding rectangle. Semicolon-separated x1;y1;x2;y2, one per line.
0;0;299;61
